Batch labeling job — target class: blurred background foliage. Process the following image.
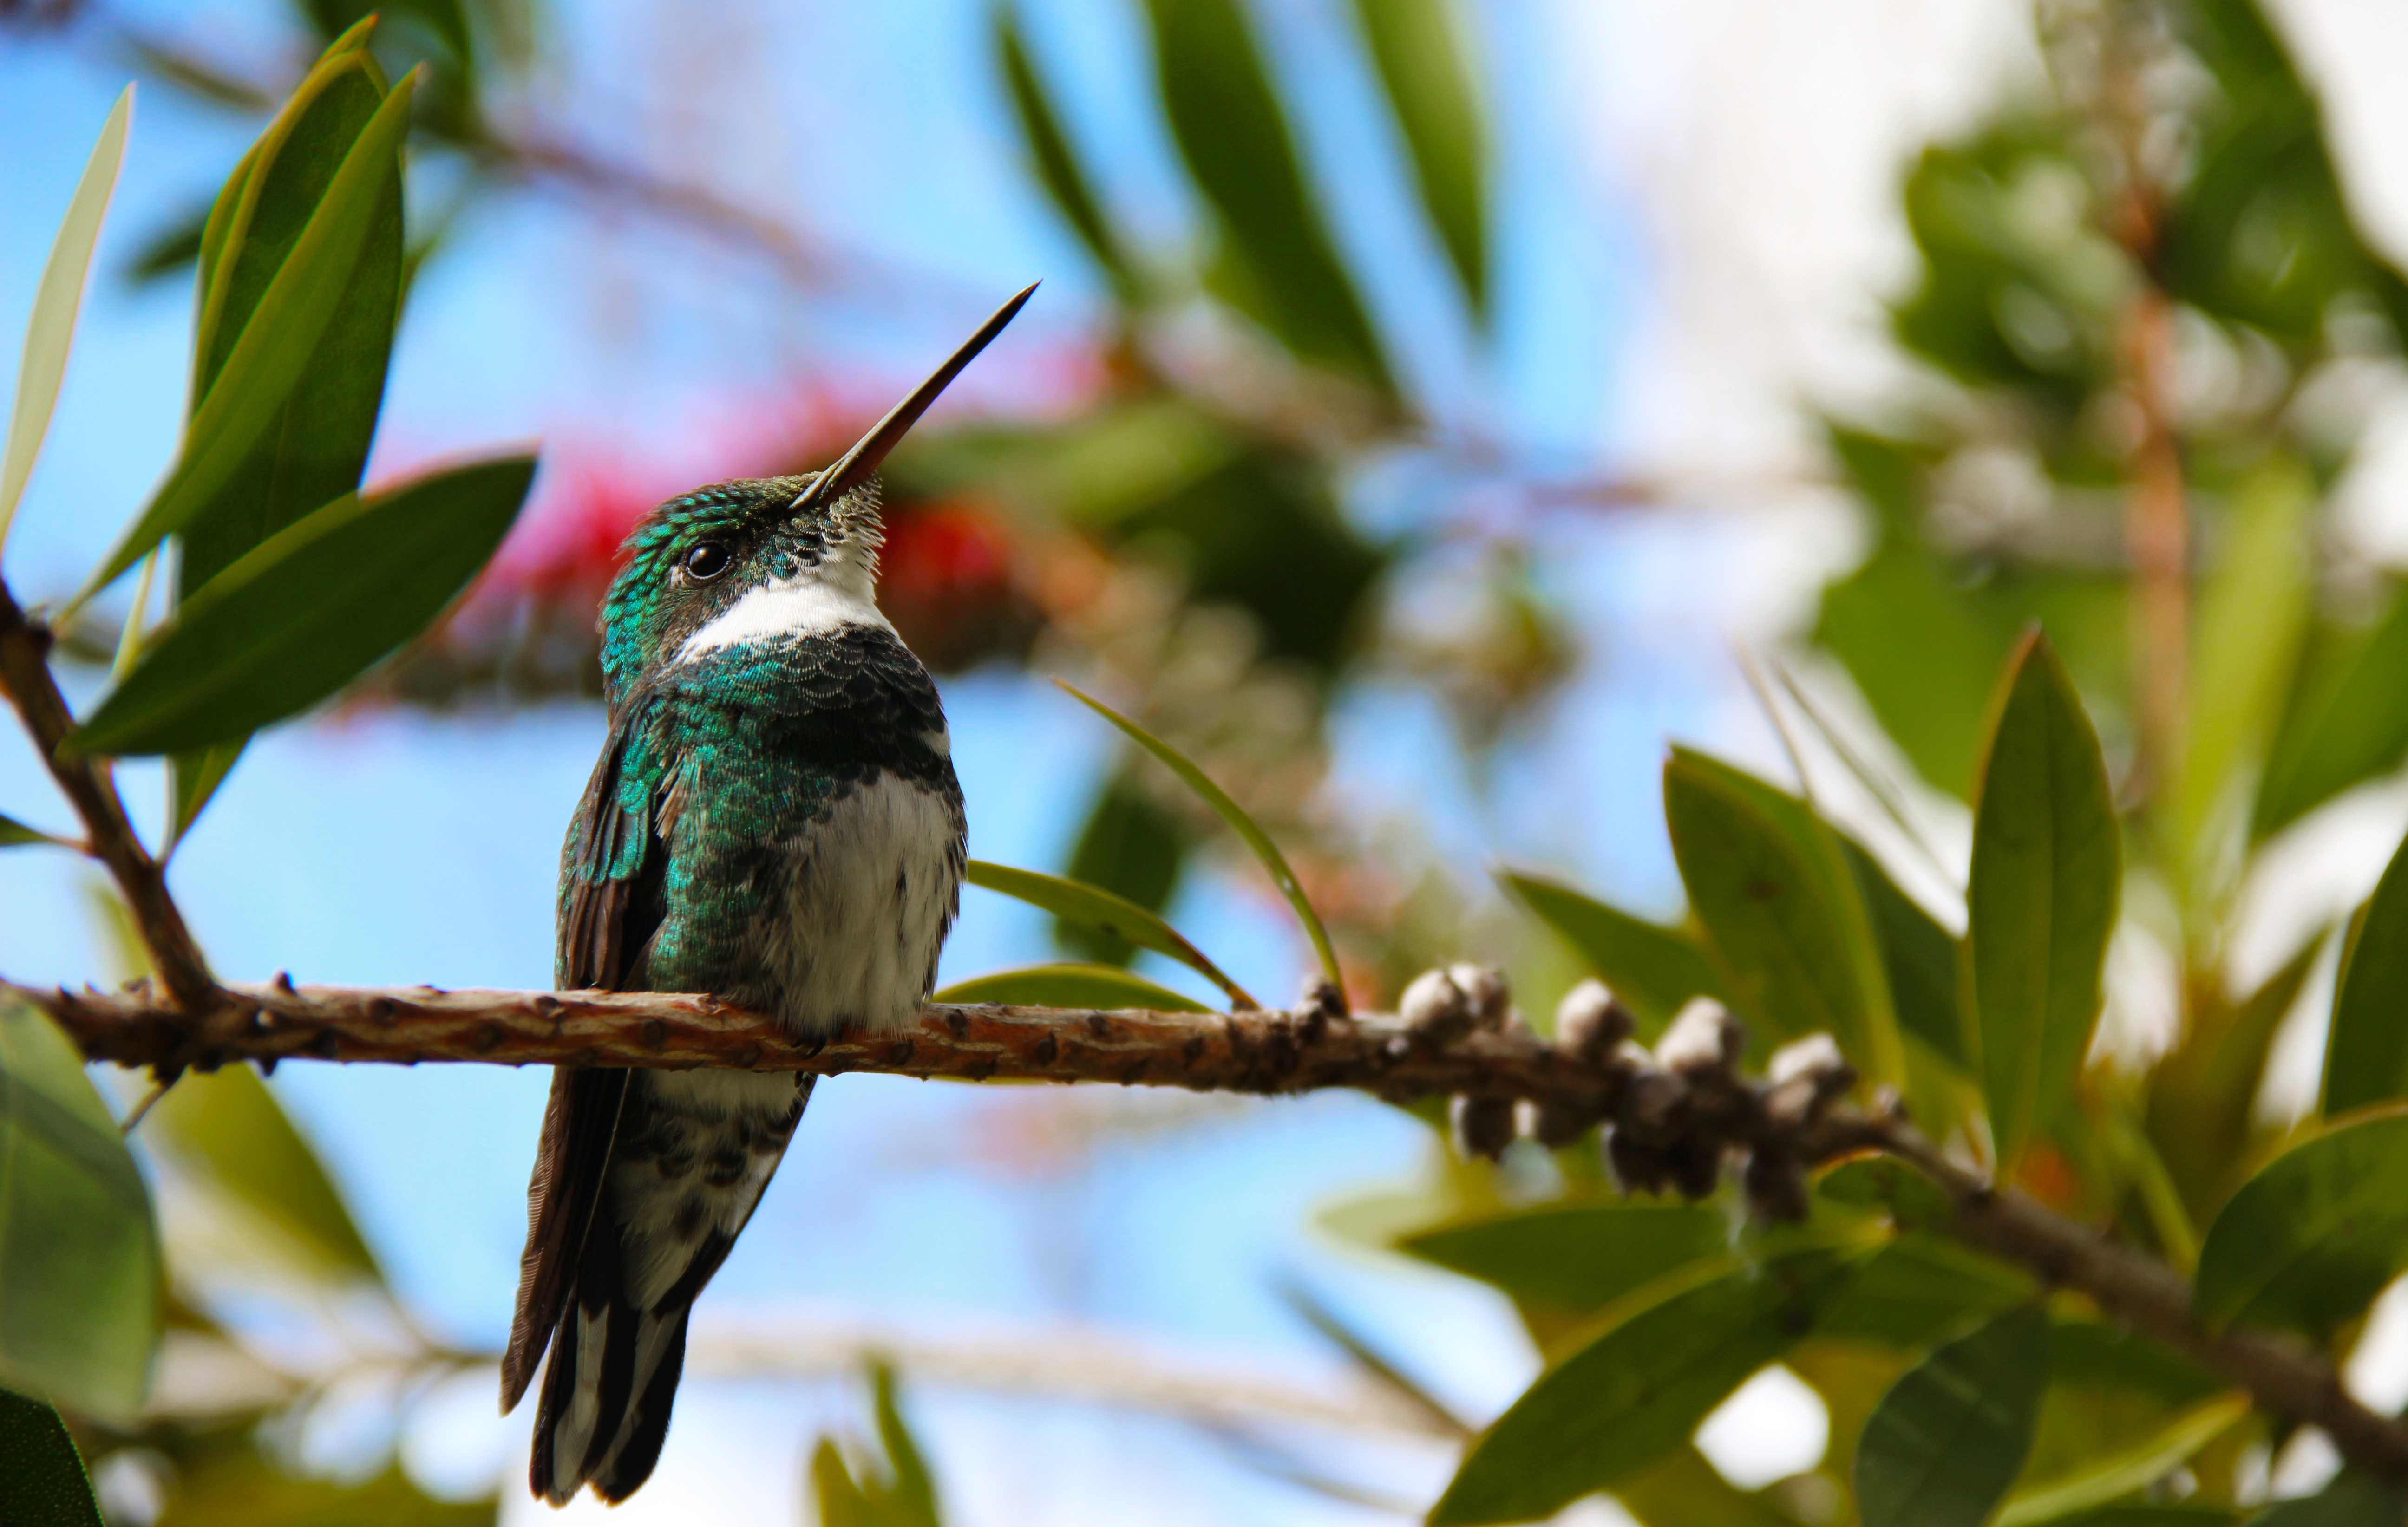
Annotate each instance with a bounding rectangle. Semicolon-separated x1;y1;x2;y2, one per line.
14;0;2408;1520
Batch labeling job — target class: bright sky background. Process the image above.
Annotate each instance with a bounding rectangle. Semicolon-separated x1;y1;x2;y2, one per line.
12;0;2408;1522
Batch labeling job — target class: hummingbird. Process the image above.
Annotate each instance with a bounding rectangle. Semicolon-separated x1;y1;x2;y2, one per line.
498;285;1035;1504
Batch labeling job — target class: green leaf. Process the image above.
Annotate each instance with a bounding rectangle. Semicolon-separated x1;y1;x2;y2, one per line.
2194;1105;2408;1340
1280;1280;1467;1437
1854;1305;2050;1527
933;963;1209;1013
148;1064;380;1283
1613;1445;1809;1527
1818;1233;2038;1348
1839;836;1967;1069
1055;769;1192;968
1497;871;1725;1038
1429;1235;1876;1525
1663;751;1903;1084
1137;0;1392;392
2148;933;2326;1224
0;1389;103;1527
1398;1201;1731;1315
1347;0;1485;317
143;1452;495;1527
966;860;1253;1008
870;1361;941;1527
2256;589;2408;837
168;739;245;851
2246;1473;2408;1526
70;456;536;757
2323;829;2408;1115
993;6;1139;301
0;814;70;850
1059;683;1343;995
0;86;130;551
2167;457;2314;890
1996;1391;2247;1527
1965;632;2120;1173
0;997;158;1420
81;63;415;597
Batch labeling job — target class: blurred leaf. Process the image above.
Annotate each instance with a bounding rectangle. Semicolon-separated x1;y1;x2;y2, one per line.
1614;1445;1807;1527
2016;1318;2225;1500
168;741;245;851
1997;1391;2247;1527
1429;1236;1877;1525
1138;0;1392;392
71;456;536;757
1279;1280;1467;1437
2323;829;2408;1115
0;1388;103;1527
2148;933;2324;1223
2168;457;2314;888
1838;836;1967;1070
2256;590;2408;838
933;963;1209;1013
84;50;411;595
0;813;71;849
1056;771;1191;968
1663;750;1903;1083
1348;0;1485;316
2037;1512;2237;1527
1854;1305;2049;1527
1817;1233;2037;1348
994;6;1138;300
155;1453;493;1526
2194;1105;2408;1341
1966;632;2120;1174
124;206;208;281
2245;1472;2408;1526
809;1363;942;1527
1817;1155;1957;1232
0;86;130;550
0;997;158;1420
302;0;475;65
870;1362;940;1527
149;1064;380;1283
1497;871;1724;1039
1398;1201;1730;1316
1061;684;1343;995
969;859;1252;1007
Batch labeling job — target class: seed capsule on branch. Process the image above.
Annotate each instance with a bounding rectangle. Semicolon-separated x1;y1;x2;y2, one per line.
1400;967;1476;1045
1552;979;1632;1060
1654;997;1744;1081
1447;964;1512;1030
1451;1094;1516;1162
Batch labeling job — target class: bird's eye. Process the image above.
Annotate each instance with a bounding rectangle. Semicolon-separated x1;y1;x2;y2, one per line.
681;542;732;581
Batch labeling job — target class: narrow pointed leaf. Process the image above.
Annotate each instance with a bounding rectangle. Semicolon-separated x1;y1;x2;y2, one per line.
1839;836;1967;1069
2257;590;2408;838
1139;0;1391;393
1855;1305;2050;1527
0;814;71;849
2195;1106;2408;1340
0;87;130;549
167;739;245;850
1398;1201;1730;1315
994;6;1139;300
1497;871;1724;1038
1996;1391;2248;1527
83;69;415;596
1664;753;1900;1082
1966;633;2120;1173
70;456;535;757
0;997;159;1420
2323;829;2408;1115
1348;0;1485;316
1280;1280;1467;1437
1059;683;1342;995
870;1362;941;1527
0;1390;103;1527
149;1064;381;1283
1429;1237;1875;1525
967;859;1254;1007
934;963;1210;1013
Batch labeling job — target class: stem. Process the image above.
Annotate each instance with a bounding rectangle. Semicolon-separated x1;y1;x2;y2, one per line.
2124;288;2186;798
0;580;215;1009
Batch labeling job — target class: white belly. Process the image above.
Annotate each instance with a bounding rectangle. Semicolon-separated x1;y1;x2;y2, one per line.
759;771;962;1038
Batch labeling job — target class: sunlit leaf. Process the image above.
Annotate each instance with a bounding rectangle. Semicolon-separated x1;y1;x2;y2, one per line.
1430;1236;1876;1525
1965;632;2119;1174
994;6;1139;301
1613;1444;1807;1527
149;1064;381;1284
1348;0;1485;316
967;860;1252;1008
870;1361;941;1527
1818;1233;2036;1348
2256;590;2408;838
1138;0;1391;393
82;62;415;597
148;1452;494;1527
2148;933;2325;1223
1996;1391;2247;1527
0;1389;102;1527
1398;1201;1730;1316
1497;871;1724;1038
933;963;1209;1013
70;456;536;757
1663;750;1902;1083
2195;1106;2408;1341
2323;830;2408;1116
811;1362;943;1527
1059;683;1342;996
0;86;130;551
0;997;158;1420
1855;1305;2049;1527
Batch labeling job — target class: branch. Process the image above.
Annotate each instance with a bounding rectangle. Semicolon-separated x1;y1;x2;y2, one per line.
0;584;215;1008
21;971;2408;1484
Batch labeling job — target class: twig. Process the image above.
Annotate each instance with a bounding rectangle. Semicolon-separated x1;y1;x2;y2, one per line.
0;582;215;1009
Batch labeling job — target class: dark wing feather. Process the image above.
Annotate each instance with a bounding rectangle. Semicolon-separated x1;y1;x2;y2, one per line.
501;709;667;1411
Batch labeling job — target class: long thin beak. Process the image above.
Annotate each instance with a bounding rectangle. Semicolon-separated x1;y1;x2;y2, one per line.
791;282;1039;514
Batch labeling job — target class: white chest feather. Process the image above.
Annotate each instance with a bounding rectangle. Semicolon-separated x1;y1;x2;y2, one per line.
758;772;963;1038
674;551;888;664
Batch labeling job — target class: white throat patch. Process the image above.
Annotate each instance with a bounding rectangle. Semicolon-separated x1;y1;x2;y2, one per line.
675;551;889;664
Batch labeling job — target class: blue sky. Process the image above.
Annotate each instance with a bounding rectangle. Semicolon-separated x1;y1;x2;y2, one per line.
0;3;1754;1520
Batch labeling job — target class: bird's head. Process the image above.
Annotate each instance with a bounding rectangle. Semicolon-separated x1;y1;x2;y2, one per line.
595;285;1035;699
